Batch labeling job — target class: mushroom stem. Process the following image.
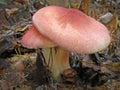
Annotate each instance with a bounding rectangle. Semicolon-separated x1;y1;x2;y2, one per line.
43;47;70;81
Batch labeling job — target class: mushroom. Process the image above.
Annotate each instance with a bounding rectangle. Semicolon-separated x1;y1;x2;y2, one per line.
21;25;70;80
21;6;110;81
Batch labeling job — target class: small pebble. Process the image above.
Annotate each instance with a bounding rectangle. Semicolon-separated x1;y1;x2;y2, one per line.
99;12;113;24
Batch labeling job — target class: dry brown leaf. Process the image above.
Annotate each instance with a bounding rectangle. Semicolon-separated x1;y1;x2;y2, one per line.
80;0;90;15
0;9;10;29
5;8;19;16
106;62;120;73
16;85;32;90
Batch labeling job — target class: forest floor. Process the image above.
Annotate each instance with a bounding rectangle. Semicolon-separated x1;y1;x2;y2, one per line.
0;0;120;90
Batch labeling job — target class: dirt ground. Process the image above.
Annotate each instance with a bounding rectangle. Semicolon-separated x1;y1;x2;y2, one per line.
0;0;120;90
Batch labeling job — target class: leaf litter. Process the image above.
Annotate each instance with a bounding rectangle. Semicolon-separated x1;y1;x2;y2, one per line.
0;0;120;90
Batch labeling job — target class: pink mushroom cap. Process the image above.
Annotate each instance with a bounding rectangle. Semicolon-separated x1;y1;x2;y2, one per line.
21;25;55;48
22;6;111;54
32;6;110;54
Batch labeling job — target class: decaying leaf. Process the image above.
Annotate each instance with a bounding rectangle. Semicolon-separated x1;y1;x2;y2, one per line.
0;9;10;29
79;0;90;15
106;62;120;73
0;35;18;55
5;7;19;16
